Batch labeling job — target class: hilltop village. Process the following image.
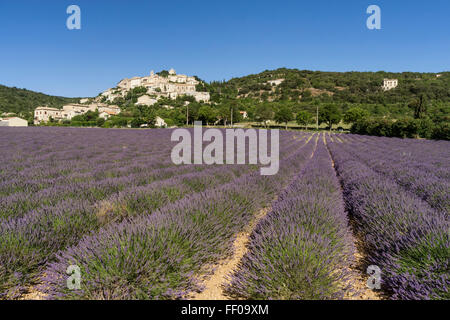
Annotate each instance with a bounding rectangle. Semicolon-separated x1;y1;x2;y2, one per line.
31;68;210;127
100;68;210;105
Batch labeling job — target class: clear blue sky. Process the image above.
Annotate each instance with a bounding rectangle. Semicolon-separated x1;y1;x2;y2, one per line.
0;0;449;97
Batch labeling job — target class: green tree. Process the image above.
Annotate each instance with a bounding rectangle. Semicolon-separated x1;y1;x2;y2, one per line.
131;117;145;128
409;93;428;119
216;105;228;126
255;104;274;128
296;111;313;130
344;107;369;124
96;117;105;127
197;105;216;125
274;106;293;129
319;104;341;131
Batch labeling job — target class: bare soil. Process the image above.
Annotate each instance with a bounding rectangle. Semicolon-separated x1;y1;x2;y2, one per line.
190;207;270;300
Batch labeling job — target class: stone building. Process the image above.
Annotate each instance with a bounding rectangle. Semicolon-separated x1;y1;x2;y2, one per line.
34;107;64;124
267;79;285;86
0;117;28;127
136;95;158;106
34;103;121;124
382;79;398;91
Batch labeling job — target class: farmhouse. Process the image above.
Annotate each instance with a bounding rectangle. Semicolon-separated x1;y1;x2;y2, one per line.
99;111;117;120
267;79;285;86
382;79;398;91
34;107;64;124
0;117;28;127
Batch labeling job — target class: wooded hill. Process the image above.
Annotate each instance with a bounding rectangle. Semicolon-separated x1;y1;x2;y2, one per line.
0;85;79;115
198;68;450;119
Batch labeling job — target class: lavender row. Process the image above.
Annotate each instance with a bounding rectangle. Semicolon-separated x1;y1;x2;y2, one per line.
1;129;302;218
224;138;355;299
332;136;449;214
328;141;449;300
0;164;252;298
0;129;307;298
340;134;449;171
39;136;316;299
341;134;449;178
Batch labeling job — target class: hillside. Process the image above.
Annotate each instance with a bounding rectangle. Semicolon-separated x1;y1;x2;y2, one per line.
2;69;448;138
0;85;79;115
3;69;449;117
198;68;450;117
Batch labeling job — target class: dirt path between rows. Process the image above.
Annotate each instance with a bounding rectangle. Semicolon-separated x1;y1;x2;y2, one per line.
19;280;47;300
190;207;271;300
325;135;382;300
191;134;319;300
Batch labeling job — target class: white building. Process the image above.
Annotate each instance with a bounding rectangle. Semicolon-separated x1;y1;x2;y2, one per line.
155;116;167;128
0;117;28;127
190;91;210;102
99;111;117;120
34;103;120;124
267;79;285;86
34;107;64;124
137;95;158;106
62;104;96;113
101;88;124;102
97;104;121;115
382;79;398;91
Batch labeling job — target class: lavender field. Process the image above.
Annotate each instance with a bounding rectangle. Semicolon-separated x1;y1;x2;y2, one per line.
0;127;448;300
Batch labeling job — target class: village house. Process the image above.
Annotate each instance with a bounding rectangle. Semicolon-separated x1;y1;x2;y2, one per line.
99;110;117;120
34;103;121;124
139;116;167;128
0;117;28;127
382;79;399;91
267;79;285;86
136;95;158;106
34;106;64;124
240;111;248;119
97;104;121;114
100;88;125;102
155;116;167;128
